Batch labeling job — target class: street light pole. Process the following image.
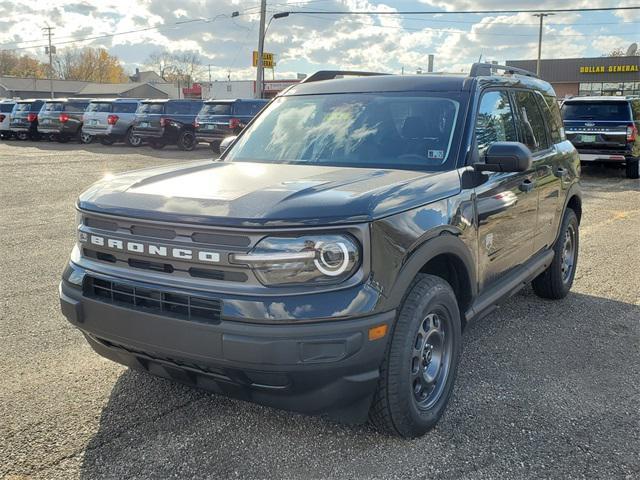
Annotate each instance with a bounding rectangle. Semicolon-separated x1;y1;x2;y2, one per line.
533;13;553;76
256;0;267;99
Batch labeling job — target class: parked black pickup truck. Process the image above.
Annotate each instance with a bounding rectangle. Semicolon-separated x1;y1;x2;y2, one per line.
195;99;268;152
60;64;581;438
562;96;640;179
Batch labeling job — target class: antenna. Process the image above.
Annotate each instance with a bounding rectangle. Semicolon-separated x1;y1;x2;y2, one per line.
626;42;638;56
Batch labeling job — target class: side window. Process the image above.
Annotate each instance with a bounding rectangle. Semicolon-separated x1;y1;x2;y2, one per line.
115;103;138;114
475;90;517;156
539;93;565;143
514;91;549;153
166;102;188;115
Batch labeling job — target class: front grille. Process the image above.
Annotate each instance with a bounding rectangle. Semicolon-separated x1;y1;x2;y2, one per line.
84;276;222;324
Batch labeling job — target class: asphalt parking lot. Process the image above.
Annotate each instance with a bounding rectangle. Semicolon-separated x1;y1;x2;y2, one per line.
1;140;639;480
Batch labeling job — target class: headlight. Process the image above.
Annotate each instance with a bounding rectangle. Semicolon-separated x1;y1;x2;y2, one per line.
231;234;360;286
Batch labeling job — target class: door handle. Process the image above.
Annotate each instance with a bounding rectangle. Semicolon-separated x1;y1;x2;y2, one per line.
519;178;535;193
555;167;568;177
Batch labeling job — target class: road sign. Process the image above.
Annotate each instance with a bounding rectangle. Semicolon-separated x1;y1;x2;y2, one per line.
253;51;276;68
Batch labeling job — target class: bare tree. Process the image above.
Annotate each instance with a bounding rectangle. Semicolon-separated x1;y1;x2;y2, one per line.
145;50;202;86
603;48;626;57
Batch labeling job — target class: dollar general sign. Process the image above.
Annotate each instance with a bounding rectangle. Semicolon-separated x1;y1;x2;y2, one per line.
253;51;276;68
579;64;639;74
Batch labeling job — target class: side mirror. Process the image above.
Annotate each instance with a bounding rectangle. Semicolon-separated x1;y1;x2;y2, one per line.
219;136;237;155
473;142;532;173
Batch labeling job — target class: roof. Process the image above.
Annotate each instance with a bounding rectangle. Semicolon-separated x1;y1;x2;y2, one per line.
129;70;165;84
77;82;145;95
203;98;269;103
283;71;552;96
87;97;141;103
0;76;89;93
563;96;637;102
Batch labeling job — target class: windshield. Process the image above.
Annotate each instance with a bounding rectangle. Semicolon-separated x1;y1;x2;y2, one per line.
225;93;461;170
201;103;232;115
137;103;165;115
86;102;112;113
562;101;632;121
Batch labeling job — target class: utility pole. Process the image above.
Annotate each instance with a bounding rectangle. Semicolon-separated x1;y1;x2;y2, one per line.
533;13;553;76
256;0;267;99
42;25;54;98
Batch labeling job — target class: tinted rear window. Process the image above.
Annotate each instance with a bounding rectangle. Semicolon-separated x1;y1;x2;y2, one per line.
43;102;65;112
201;103;232;115
15;103;32;112
562;101;632;121
137;103;165;114
66;102;88;113
0;103;14;113
233;101;267;116
87;102;112;113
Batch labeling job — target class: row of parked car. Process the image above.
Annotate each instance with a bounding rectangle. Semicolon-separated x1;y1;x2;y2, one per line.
0;97;268;152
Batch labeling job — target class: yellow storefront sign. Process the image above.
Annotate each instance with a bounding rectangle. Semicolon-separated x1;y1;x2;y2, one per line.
579;64;639;74
252;51;276;68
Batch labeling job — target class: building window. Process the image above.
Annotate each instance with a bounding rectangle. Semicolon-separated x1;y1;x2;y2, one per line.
226;85;232;92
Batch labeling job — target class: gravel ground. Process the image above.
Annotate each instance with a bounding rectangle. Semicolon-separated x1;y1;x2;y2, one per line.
1;140;639;480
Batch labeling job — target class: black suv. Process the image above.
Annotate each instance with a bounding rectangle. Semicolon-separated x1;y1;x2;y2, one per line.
10;99;45;140
37;98;91;143
195;99;268;152
562;96;640;179
132;99;203;151
60;65;581;438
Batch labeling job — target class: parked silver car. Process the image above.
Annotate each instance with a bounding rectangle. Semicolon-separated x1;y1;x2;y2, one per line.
82;98;142;146
0;99;16;139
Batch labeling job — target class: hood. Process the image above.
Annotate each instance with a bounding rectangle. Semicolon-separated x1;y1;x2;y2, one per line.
78;161;461;227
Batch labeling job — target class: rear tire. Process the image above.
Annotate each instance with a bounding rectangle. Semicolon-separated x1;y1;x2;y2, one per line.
532;208;579;299
16;132;29;141
177;130;197;151
369;274;462;438
79;132;93;144
125;128;142;147
149;140;166;150
626;159;640;179
57;135;70;143
210;141;221;153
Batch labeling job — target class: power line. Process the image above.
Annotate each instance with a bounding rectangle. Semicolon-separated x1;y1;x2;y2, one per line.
280;6;640;15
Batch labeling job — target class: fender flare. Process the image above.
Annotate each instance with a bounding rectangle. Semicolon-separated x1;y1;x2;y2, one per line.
382;233;477;312
554;182;582;244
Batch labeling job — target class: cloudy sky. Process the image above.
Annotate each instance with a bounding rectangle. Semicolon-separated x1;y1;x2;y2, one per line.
0;0;638;81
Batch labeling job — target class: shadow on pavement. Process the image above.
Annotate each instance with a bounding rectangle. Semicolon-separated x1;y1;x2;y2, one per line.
79;290;640;479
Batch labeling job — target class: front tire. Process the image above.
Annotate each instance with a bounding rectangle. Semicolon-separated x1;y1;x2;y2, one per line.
532;208;579;299
369;274;462;438
626;159;640;179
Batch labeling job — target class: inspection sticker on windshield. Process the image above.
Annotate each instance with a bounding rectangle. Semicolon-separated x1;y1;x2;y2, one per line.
428;149;444;160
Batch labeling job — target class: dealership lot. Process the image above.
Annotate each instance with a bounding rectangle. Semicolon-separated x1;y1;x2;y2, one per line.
1;142;639;479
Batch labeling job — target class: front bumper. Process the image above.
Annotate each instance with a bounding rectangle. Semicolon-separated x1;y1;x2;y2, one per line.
59;264;394;422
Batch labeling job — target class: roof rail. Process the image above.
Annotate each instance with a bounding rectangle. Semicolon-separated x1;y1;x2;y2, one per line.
301;70;389;83
469;63;539;79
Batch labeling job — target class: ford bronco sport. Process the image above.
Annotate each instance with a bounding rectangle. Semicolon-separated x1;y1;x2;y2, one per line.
60;64;581;438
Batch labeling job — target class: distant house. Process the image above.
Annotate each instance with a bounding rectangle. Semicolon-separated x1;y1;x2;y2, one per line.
0;75;180;100
129;68;165;84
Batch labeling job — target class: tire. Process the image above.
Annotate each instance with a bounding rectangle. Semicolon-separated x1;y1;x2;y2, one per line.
210;141;221;154
100;137;115;146
125;128;142;147
79;132;93;144
626;158;639;179
532;208;579;300
16;132;29;141
149;140;166;150
177;130;197;151
369;274;462;438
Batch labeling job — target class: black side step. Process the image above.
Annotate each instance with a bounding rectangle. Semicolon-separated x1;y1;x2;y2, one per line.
465;249;554;322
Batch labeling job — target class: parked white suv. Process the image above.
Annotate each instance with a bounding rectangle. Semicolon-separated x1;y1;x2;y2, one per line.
82;98;142;146
0;99;16;139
